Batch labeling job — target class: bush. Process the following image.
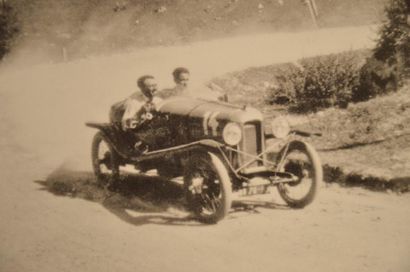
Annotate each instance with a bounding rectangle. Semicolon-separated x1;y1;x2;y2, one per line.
268;50;368;112
265;63;303;105
354;57;399;102
0;3;19;60
298;52;364;111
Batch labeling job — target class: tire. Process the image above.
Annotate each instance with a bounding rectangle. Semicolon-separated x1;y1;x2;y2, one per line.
276;141;322;208
183;152;232;224
91;131;120;186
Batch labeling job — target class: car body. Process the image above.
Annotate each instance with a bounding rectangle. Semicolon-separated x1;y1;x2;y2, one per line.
86;95;323;223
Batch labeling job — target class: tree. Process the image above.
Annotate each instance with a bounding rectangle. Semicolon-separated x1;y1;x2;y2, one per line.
373;0;410;80
0;3;19;60
355;0;409;101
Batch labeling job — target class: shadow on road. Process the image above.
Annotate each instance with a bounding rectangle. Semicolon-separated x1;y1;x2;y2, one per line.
35;165;288;226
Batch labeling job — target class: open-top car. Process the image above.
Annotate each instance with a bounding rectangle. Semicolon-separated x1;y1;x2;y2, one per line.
86;96;323;224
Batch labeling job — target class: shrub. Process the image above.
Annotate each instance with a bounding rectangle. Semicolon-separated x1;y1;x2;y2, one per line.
297;52;364;111
268;50;368;112
354;57;399;101
265;63;303;106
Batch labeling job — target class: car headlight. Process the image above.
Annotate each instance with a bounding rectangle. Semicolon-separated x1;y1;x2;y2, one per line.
222;122;242;146
271;116;290;139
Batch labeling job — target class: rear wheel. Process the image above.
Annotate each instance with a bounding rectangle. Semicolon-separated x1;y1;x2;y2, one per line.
183;152;232;224
276;141;322;208
91;131;120;186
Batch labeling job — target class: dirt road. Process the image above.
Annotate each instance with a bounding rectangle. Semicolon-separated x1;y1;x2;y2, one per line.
1;26;409;272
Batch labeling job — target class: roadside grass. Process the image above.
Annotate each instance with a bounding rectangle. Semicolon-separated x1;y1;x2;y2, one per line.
290;85;410;192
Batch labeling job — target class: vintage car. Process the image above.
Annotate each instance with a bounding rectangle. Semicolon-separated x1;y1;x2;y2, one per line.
86;96;322;224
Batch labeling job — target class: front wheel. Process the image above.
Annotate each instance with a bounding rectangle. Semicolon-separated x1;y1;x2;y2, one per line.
183;152;232;224
91;131;120;186
276;141;322;208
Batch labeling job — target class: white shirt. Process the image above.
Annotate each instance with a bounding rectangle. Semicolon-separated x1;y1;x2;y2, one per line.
121;92;163;130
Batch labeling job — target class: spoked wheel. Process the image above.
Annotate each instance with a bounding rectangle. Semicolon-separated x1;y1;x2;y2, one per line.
91;131;120;187
276;141;322;208
183;152;232;224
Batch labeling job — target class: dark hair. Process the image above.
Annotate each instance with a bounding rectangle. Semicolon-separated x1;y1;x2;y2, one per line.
172;67;190;81
137;75;154;89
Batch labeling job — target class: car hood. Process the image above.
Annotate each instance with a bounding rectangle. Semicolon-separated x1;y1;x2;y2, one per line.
158;96;263;123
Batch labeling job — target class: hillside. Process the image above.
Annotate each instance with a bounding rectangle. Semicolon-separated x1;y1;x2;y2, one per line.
7;0;387;62
212;56;410;191
302;84;410;181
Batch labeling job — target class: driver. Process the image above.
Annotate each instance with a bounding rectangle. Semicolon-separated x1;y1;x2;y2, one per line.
121;75;162;130
109;75;163;153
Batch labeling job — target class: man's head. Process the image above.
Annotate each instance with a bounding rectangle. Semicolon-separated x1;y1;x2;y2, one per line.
172;67;190;88
137;75;157;99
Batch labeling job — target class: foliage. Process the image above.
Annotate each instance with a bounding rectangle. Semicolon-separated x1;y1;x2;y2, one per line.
373;0;410;77
269;0;409;111
0;3;19;60
356;0;410;101
214;1;409;113
354;57;399;101
266;63;303;106
267;50;368;112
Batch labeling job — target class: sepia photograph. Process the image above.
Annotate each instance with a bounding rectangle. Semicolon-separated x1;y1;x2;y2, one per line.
0;0;409;271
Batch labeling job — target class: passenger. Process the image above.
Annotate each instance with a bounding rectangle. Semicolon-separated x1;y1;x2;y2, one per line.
159;67;226;101
172;67;190;94
158;67;190;98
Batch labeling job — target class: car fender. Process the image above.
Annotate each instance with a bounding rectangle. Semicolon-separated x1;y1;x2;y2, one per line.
85;122;125;157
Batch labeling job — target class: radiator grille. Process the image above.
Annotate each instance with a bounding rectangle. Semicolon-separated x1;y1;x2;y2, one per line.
240;123;260;168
